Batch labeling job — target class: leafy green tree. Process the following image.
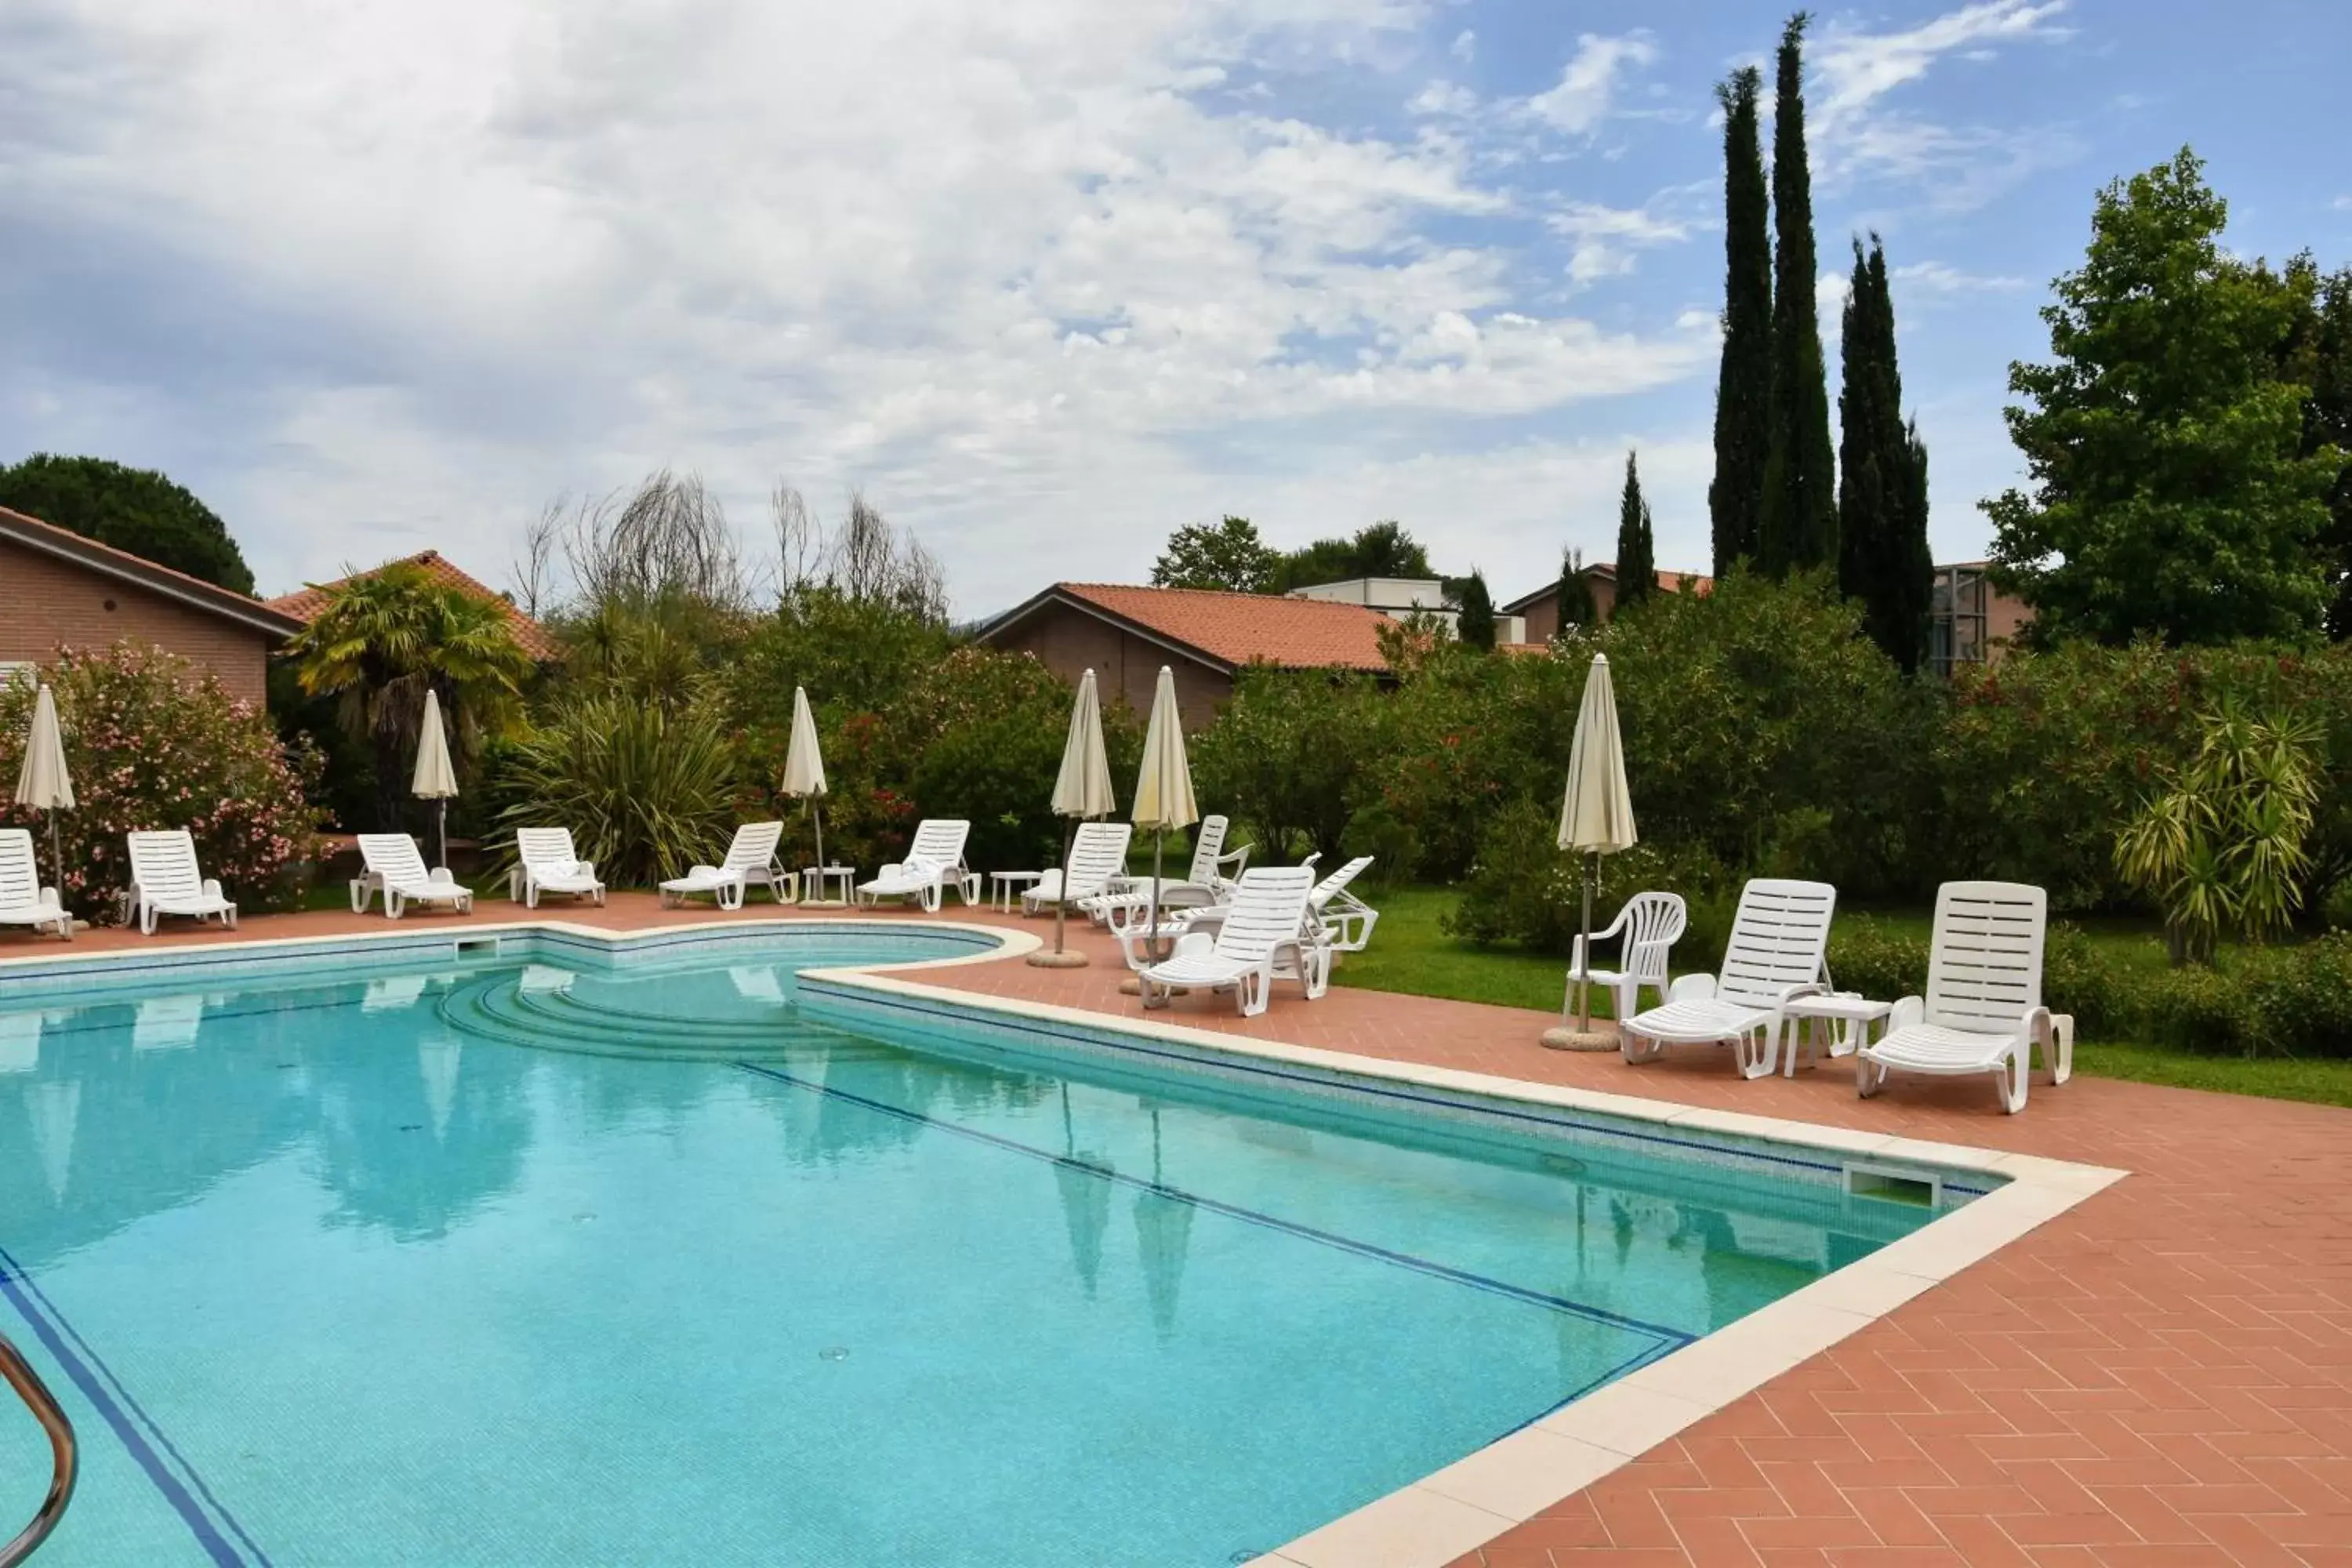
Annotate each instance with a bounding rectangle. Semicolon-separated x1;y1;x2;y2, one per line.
1614;452;1657;611
1987;149;2346;644
1708;65;1773;577
1452;571;1497;649
1555;547;1598;632
1759;14;1838;578
1267;519;1436;591
2293;265;2352;637
285;563;536;830
0;453;255;593
1192;668;1387;861
1838;237;1933;673
1150;516;1282;593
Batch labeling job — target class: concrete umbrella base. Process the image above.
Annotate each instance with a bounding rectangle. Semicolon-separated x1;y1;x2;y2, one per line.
1026;950;1089;969
1541;1026;1618;1051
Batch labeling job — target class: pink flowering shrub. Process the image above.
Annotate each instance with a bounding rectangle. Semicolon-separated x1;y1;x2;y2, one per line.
0;642;328;921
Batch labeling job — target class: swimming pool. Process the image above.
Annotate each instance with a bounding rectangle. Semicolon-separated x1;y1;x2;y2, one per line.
2;925;1991;1566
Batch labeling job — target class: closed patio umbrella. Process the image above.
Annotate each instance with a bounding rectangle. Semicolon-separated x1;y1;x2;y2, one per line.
13;683;74;894
412;689;459;869
1031;668;1113;968
1546;653;1637;1050
782;687;829;904
1130;666;1199;953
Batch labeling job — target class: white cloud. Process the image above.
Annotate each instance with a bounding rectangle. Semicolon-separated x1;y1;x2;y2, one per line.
1545;185;1707;288
1524;33;1658;136
1450;28;1474;63
0;0;1713;612
2335;195;2352;212
1891;260;2028;294
1808;0;2074;210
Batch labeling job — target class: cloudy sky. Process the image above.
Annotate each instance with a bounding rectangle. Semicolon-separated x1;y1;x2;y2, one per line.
4;0;2348;615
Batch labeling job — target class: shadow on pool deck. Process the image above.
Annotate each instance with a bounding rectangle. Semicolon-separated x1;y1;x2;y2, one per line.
11;892;2350;1565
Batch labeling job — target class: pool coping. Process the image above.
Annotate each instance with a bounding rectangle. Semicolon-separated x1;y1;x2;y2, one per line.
804;964;2129;1568
3;915;2126;1568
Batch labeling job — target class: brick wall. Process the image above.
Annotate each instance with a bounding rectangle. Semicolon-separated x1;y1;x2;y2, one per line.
0;536;274;706
990;603;1233;727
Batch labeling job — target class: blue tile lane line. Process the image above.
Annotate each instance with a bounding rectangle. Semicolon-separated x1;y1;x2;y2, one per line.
0;1242;270;1567
730;1058;1697;1353
798;980;2000;1200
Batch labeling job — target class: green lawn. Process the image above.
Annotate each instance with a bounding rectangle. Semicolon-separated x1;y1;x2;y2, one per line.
1332;884;2352;1110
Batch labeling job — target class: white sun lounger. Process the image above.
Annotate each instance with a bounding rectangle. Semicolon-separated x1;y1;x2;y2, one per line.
858;819;977;913
1857;880;2073;1114
0;829;71;940
1136;866;1320;1018
1620;878;1835;1079
355;833;474;919
661;821;788;911
1022;822;1134;913
508;827;607;909
1083;815;1251;923
125;829;238;935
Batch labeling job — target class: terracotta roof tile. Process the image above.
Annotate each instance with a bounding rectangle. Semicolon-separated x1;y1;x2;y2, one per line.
267;551;561;662
0;505;303;637
1051;583;1393;673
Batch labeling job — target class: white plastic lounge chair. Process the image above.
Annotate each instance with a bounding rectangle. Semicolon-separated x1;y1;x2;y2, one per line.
356;833;474;920
858;819;976;913
1564;891;1686;1026
1620;879;1835;1079
661;821;788;911
1856;880;2073;1114
1308;855;1379;953
1136;866;1321;1018
0;829;71;941
1083;815;1252;922
508;828;607;909
1022;822;1134;914
125;829;238;935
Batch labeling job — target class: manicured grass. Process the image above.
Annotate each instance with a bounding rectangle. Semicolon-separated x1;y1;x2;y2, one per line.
1334;884;2352;1110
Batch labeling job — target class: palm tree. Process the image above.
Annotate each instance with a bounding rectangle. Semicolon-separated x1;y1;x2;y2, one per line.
286;564;537;830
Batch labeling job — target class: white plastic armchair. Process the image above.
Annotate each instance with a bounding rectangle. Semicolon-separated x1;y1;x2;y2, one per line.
1022;822;1134;914
508;827;607;909
1619;879;1835;1078
1565;891;1686;1026
1136;866;1320;1017
661;821;788;911
858;819;976;913
357;833;474;919
1857;880;2072;1114
125;829;238;935
0;829;71;940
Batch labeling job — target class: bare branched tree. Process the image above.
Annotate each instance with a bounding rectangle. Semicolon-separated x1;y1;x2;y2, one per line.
771;485;822;595
509;499;565;619
559;470;747;615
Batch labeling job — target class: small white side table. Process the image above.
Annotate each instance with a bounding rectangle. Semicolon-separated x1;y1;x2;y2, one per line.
804;866;857;905
1780;993;1893;1077
989;870;1044;913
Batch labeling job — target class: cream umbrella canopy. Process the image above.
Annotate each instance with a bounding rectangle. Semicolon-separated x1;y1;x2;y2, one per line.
1131;666;1200;940
412;689;459;868
13;683;74;892
782;687;829;902
1552;654;1638;1044
1033;668;1114;967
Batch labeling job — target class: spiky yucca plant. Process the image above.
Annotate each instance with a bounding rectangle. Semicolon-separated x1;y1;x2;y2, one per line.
495;693;742;888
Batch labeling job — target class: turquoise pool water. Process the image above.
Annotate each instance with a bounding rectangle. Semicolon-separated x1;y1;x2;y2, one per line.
0;932;1948;1566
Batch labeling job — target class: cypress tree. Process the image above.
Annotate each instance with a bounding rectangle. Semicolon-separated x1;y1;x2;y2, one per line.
1615;452;1657;610
1837;236;1933;672
1759;13;1838;576
1454;570;1497;651
1555;547;1598;633
1708;66;1773;576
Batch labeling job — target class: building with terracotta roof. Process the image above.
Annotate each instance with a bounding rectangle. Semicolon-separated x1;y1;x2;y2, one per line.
1;505;303;706
978;582;1396;723
266;550;561;662
1501;562;1715;644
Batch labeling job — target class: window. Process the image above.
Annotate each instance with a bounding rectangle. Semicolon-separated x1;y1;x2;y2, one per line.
1929;566;1989;678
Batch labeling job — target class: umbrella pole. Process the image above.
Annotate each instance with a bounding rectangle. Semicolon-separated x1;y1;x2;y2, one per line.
47;811;62;895
1577;851;1597;1031
437;800;448;871
1051;817;1078;955
813;802;826;898
1148;829;1165;949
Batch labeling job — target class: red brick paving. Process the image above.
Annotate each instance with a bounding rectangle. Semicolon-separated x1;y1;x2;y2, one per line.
14;896;2352;1566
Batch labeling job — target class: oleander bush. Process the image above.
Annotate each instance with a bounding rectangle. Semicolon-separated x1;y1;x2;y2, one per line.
0;642;328;920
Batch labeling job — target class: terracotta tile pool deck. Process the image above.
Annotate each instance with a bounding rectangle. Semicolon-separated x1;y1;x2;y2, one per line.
20;895;2352;1566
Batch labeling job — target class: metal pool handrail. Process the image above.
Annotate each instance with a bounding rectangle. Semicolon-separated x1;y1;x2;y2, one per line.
0;1327;74;1567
